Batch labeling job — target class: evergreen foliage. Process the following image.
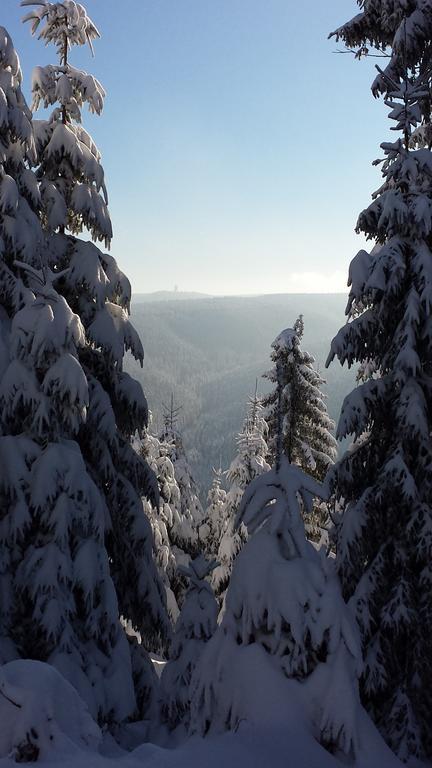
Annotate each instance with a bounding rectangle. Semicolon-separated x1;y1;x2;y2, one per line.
201;467;227;560
212;392;269;597
159;397;204;551
22;0;111;244
2;0;169;720
161;555;218;731
134;427;196;625
191;459;362;756
0;25;40;269
0;264;145;723
263;316;337;482
327;57;432;760
330;0;432;119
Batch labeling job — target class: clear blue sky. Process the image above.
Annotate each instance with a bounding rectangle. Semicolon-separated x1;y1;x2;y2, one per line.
4;1;388;295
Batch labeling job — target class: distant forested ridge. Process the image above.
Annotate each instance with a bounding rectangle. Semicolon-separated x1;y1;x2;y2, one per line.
127;293;355;497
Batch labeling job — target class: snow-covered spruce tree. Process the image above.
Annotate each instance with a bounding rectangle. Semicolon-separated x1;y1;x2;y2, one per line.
0;25;40;271
133;427;195;624
160;396;204;551
0;23;128;719
326;69;432;759
201;467;227;560
212;392;269;597
21;0;168;709
0;23;43;660
262;319;337;542
190;459;362;756
330;1;432;123
263;316;337;481
160;555;218;731
0;259;140;723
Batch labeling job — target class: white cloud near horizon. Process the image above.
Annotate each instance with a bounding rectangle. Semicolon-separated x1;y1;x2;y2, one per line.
283;269;348;294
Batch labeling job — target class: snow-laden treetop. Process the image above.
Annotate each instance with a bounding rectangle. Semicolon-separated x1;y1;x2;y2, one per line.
21;1;100;56
270;315;304;356
22;1;105;121
21;0;111;245
271;327;298;353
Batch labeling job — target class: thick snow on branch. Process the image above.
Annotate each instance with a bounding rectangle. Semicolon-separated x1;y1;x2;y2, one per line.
192;459;362;756
161;555;218;730
327;25;432;759
22;1;100;55
264;319;337;483
212;394;269;598
32;63;105;118
330;1;432;108
23;2;111;247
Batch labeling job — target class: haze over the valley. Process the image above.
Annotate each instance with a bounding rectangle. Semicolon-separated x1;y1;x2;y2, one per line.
127;291;355;496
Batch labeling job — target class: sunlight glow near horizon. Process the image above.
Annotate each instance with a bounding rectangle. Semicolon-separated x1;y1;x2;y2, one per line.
3;0;384;295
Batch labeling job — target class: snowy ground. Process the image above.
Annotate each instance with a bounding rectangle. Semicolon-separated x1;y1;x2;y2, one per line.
0;658;405;768
0;715;404;768
0;720;405;768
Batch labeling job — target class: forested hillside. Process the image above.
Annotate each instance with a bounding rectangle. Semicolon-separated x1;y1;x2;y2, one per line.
127;293;355;495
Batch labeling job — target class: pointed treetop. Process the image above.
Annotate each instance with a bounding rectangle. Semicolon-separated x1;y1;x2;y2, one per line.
271;316;304;354
294;313;304;339
21;0;111;246
272;328;297;352
21;1;100;55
